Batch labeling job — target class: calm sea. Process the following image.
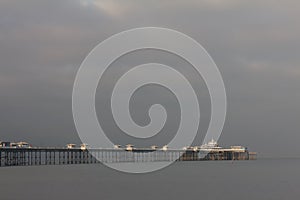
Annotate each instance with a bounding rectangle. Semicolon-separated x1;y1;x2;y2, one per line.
0;158;299;200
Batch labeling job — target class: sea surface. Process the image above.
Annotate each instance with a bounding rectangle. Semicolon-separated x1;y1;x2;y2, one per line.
0;158;299;200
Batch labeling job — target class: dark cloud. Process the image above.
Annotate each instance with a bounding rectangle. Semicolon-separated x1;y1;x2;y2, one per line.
0;0;299;157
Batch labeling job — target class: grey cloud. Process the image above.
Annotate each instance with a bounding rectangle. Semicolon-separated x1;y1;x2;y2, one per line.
0;0;299;157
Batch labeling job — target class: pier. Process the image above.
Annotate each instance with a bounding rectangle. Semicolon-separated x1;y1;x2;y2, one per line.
0;147;256;167
0;139;257;167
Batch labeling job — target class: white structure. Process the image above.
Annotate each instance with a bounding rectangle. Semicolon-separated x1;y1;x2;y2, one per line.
80;144;88;150
0;141;11;148
67;144;76;149
192;146;201;152
114;145;122;149
17;142;30;148
162;145;168;151
151;145;158;150
200;138;221;150
0;141;31;148
125;144;134;151
230;146;247;152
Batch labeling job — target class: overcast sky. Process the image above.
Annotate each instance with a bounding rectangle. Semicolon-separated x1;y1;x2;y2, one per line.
0;0;300;157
